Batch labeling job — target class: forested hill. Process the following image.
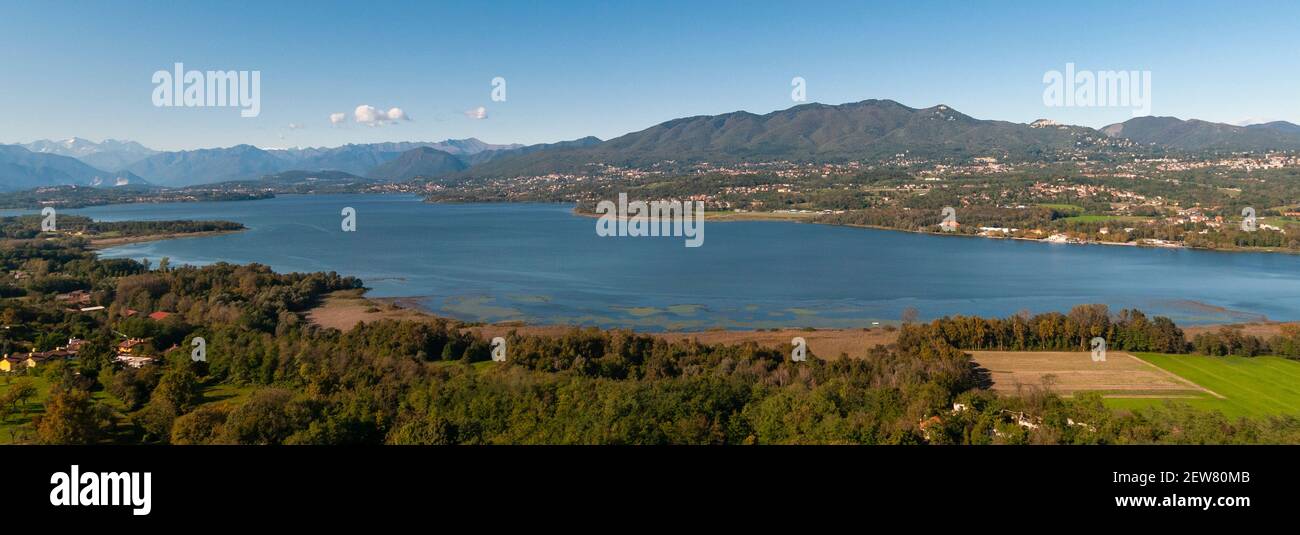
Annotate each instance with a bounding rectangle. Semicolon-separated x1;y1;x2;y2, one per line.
460;99;1120;176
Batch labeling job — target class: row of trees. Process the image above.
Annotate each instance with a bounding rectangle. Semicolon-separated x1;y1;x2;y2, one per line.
0;214;243;241
903;305;1187;353
1191;325;1300;358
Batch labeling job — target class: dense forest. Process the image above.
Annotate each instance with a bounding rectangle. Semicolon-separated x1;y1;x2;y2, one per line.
1;214;243;240
0;186;273;209
2;230;1299;445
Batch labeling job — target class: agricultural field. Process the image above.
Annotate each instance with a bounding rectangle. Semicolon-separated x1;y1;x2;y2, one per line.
968;351;1209;398
969;349;1300;419
1107;353;1300;419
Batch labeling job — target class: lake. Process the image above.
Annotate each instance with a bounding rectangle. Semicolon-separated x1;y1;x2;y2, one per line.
66;193;1300;330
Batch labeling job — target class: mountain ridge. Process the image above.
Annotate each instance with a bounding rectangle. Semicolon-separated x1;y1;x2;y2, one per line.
0;145;146;191
369;147;469;180
1102;116;1300;151
10;101;1300;191
20;137;158;170
460;99;1115;177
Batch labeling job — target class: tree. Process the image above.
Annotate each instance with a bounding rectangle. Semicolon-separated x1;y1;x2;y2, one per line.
134;399;178;443
171;404;231;445
106;366;160;410
70;335;115;382
134;361;203;442
6;377;37;410
33;387;112;444
221;388;303;445
154;361;201;413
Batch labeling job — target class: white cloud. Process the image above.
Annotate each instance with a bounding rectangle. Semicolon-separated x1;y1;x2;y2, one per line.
355;105;410;126
464;106;488;120
287;122;305;130
329;112;346;125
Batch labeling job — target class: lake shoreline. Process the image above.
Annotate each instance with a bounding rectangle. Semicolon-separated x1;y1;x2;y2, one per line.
39;192;1296;256
87;228;247;250
87;194;1299;327
305;289;1295;359
305;288;903;359
567;205;1300;255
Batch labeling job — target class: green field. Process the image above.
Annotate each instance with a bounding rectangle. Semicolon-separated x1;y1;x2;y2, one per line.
1105;353;1300;419
0;375;53;443
1037;203;1084;213
1059;214;1152;223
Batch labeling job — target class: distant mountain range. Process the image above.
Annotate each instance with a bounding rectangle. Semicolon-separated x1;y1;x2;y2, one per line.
6;101;1300;191
19;137;158;171
122;144;289;187
117;138;561;187
1101;117;1300;151
264;139;524;177
0;145;144;191
0;137;536;190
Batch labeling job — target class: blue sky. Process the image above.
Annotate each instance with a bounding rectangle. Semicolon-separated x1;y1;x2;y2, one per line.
1;0;1297;150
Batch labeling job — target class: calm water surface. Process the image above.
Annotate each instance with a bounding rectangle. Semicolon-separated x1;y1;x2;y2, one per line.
63;194;1300;330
